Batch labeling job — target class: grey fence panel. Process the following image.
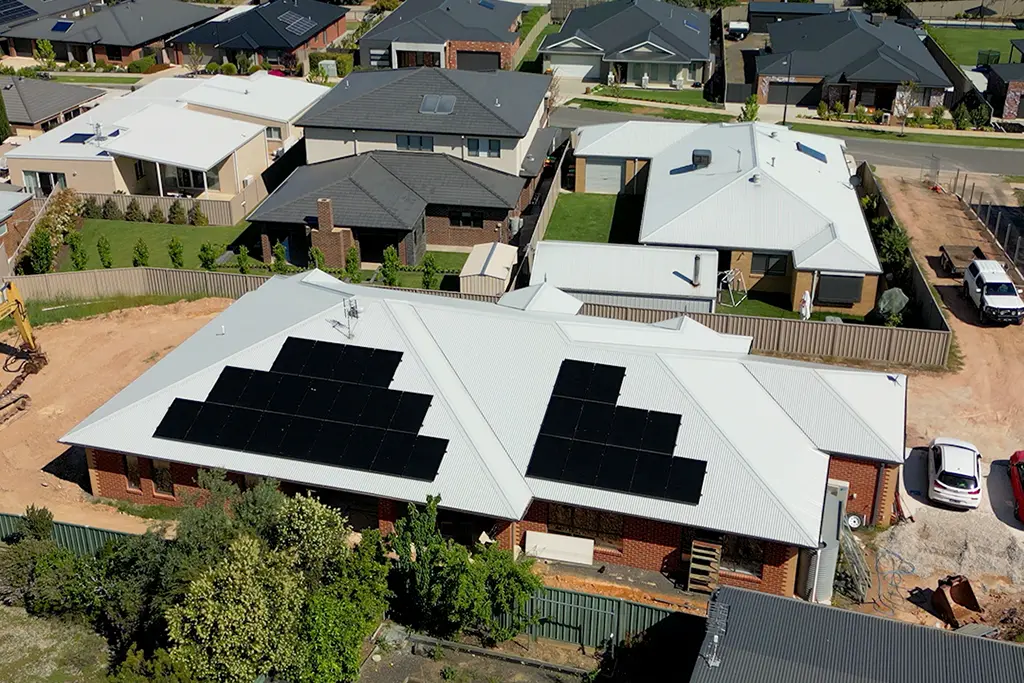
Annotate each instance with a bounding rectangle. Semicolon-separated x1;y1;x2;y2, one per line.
514;12;552;67
0;512;133;554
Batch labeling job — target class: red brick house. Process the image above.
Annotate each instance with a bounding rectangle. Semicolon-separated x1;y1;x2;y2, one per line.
64;274;907;601
986;63;1024;120
0;188;35;276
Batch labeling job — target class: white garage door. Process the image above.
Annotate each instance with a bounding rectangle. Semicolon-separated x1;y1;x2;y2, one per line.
549;54;601;79
585;158;625;194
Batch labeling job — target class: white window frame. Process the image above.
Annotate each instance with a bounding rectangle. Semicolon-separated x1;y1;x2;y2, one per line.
266;126;283;141
0;222;7;238
487;139;501;158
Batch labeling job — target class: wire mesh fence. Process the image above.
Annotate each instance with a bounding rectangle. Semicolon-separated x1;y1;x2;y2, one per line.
950;169;1024;277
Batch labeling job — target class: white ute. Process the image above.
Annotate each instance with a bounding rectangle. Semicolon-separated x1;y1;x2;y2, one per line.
961;260;1024;325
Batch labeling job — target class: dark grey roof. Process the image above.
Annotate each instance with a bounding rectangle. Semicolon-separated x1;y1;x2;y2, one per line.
539;0;709;63
519;126;561;177
757;11;951;89
3;0;222;47
249;150;524;230
361;0;523;45
169;0;347;51
297;67;551;138
0;0;92;33
990;62;1024;83
0;76;101;125
688;588;1024;683
748;2;832;15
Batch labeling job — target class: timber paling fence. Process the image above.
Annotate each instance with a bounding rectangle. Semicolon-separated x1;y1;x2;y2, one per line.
0;511;132;555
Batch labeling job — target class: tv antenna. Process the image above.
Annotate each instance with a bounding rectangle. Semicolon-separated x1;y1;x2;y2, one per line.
327;298;361;339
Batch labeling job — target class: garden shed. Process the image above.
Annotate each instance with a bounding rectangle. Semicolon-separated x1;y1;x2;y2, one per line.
459;242;518;296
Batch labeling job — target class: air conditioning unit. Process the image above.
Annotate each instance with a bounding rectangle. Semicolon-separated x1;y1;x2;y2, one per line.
508;216;523;236
242;175;254;188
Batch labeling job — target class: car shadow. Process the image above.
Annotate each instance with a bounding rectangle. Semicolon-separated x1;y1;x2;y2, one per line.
924;254;953;280
986;459;1024;530
931;283;988;328
902;447;930;506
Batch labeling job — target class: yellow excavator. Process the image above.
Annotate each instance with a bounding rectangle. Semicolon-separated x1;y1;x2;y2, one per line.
0;281;47;426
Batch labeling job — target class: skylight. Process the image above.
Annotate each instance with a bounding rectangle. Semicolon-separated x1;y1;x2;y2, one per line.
51;19;73;33
796;141;827;163
683;19;700;33
419;94;456;115
479;0;495;9
61;132;93;144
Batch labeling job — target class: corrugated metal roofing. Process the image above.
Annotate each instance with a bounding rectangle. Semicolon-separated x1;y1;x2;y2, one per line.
461;242;517;279
689;587;1024;683
62;272;907;547
497;282;584;314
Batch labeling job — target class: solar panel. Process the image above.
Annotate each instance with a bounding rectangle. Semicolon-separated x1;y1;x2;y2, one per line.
391;392;431;433
796;141;827;163
0;0;37;25
61;133;93;144
185;403;233;446
525;434;570;480
236;372;281;410
207;366;253;405
286;16;318;36
272;337;315;374
277;10;303;23
479;0;495;8
683;19;701;33
215;406;262;450
341;425;385;470
574;402;614;443
51;20;73;33
267;374;311;414
552;360;594;400
360;388;402;428
154;398;203;440
540;397;583;439
362;349;402;387
561;440;603;486
586;365;625;404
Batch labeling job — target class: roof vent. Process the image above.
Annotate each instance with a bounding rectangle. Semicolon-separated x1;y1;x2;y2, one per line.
770;130;778;138
750;173;761;184
494;97;501;107
692;149;711;168
870;13;885;25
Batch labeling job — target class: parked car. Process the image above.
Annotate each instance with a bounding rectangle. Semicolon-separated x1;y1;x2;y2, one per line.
1009;451;1024;522
927;437;983;509
960;260;1024;325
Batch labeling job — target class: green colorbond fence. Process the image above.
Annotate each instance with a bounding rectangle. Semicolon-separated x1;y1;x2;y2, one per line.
0;512;134;555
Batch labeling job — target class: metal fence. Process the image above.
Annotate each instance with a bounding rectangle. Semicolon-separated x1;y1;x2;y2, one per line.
954;172;1024;281
0;512;133;555
500;586;675;649
70;183;267;227
513;11;552;68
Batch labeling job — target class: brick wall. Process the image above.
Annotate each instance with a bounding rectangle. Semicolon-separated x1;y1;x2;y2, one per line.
829;455;884;522
303;16;348;51
1003;80;1024;120
0;200;35;261
87;448;204;506
719;542;799;596
445;38;520;70
378;498;398;535
425;208;510;247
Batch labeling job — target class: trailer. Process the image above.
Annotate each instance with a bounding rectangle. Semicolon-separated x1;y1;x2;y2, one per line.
939;244;992;279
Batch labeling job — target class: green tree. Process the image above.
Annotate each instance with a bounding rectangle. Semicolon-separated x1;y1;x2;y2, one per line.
33;38;56;67
816;100;830;121
893;80;919;136
930;104;946;126
168;236;185;269
83;196;101;219
132;238;150;267
831;100;845;119
952;103;971;130
474;542;542;644
67;230;88;270
232;477;286;542
737;94;759;122
0;82;10;141
344;245;361;283
102;197;124;221
16;504;53;541
186;42;205;75
168;200;187;225
236;245;250;274
272;494;351;583
235;52;251;74
107;646;198;683
863;0;905;14
148;203;166;223
309;245;325;270
421;252;438;289
665;0;736;10
125;198;146;222
380;245;400;286
188;204;208;227
0;538;54;607
970;104;990;129
197;242;219;271
854;105;870;124
97;234;113;268
27;225;54;274
25;544;99;617
272;241;289;273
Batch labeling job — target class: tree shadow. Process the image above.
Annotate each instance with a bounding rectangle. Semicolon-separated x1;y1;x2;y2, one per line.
595;612;705;681
42;445;92;494
608;195;644;244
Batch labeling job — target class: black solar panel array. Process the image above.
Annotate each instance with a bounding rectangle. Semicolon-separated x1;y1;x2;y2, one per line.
0;0;36;26
526;360;707;505
152;337;448;481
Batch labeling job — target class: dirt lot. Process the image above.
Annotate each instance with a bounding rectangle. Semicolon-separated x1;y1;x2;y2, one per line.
0;299;230;532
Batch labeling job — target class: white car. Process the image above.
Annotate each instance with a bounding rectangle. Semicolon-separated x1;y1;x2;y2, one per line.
927;437;983;509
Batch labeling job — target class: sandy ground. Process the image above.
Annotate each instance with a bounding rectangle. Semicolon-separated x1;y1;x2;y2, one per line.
0;299;230;533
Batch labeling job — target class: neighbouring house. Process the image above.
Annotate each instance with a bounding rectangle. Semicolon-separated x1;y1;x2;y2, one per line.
2;0;222;66
571;121;883;315
0;75;102;137
63;272;906;599
459;241;518;295
986;63;1024;120
168;0;348;71
0;185;34;276
531;241;719;313
358;0;524;71
755;11;951;110
0;0;94;56
247;150;526;267
687;587;1024;682
746;1;831;34
539;0;711;86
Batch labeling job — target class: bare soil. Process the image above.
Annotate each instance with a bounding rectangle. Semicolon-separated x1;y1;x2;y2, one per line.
0;299;230;532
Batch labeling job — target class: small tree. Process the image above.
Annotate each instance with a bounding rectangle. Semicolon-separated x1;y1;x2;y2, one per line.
306;65;329;85
816;100;830;121
951;103;971;130
205;61;221;75
102;197;124;221
421;252;438;289
132;238;150;267
0;83;10;141
737;94;759;122
17;504;53;541
235;52;251;74
892;80;919;136
27;226;54;274
272;241;289;273
83;196;101;219
124;198;145;222
930;104;946;126
197;242;219;271
309;246;325;270
147;203;166;223
853;105;870;124
168;200;187;225
188;204;208;227
344;245;361;283
970;104;989;129
831;100;846;119
33;39;56;68
97;235;113;268
380;245;400;286
67;230;88;271
237;245;250;274
168;236;185;269
187;42;205;74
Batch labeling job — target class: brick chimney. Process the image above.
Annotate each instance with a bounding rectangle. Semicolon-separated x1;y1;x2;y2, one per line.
311;197;347;269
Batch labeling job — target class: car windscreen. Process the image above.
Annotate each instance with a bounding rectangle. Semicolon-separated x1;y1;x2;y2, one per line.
984;282;1017;296
939;471;977;490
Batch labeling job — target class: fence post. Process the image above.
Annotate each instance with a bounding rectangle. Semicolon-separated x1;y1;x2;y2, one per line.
960;173;968;197
953;168;960;195
995;212;1003;241
977;192;984;213
969;182;976;207
1016;236;1022;264
985;203;992;224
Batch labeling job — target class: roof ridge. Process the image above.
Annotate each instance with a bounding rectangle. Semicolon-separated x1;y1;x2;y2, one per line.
437;69;520;135
329;68;423;118
348;154;424;226
441;155;510;206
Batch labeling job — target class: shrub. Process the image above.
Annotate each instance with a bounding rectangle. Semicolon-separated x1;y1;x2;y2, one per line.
952;103;971;130
421;252;438;289
872;109;885;124
67;230;88;271
168;200;187;225
272;241;288;273
344;245;361;283
188;204;208;226
97;234;113;268
938;118;955;130
27;226;54;274
930;105;946;126
67;59;81;71
737;94;759;122
308;51;354;78
205;61;221;74
220;63;238;76
25;545;98;617
853;105;870;124
831;101;845;119
132;238;150;267
17;505;53;542
380;245;400;286
83;196;101;218
197;242;219;271
102;197;124;220
971;105;989;129
148;203;166;223
0;538;55;607
124;198;146;222
816;100;830;121
237;245;250;274
906;108;924;128
309;246;325;269
168;236;184;269
235;53;251;73
127;56;156;73
248;63;261;74
95;59;109;72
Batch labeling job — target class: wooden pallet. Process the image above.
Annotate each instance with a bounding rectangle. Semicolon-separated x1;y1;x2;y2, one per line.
687;539;722;594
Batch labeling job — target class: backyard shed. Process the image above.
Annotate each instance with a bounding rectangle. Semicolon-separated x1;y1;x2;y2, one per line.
460;242;518;295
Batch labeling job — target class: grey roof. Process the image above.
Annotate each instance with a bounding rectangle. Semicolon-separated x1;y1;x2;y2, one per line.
748;2;832;15
0;0;91;33
519;126;562;177
990;62;1024;83
361;0;523;45
689;587;1024;683
0;188;31;221
3;0;222;47
0;76;101;125
758;11;951;88
539;0;709;63
297;67;551;138
169;0;348;51
249;150;524;230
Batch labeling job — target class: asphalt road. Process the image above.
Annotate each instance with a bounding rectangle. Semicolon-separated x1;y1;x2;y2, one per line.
549;107;1024;176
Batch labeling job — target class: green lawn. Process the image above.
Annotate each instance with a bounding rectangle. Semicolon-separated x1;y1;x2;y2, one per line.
572;98;734;123
0;295;205;334
519;24;559;72
51;74;141;84
426;251;469;271
544;193;644;243
0;606;108;682
591;85;718;109
789;122;1024;149
927;27;1020;66
518;6;546;40
60;219;247;271
719;293;864;322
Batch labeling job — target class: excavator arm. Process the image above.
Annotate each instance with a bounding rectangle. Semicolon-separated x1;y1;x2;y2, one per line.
0;282;37;351
0;281;47;426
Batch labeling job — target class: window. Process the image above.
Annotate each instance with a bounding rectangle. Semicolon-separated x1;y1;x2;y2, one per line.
266;126;283;141
396;134;433;151
134;159;145;181
548;503;624;552
720;536;764;577
22;171;66;198
688;62;698;81
175;167;209;190
106;45;122;62
41;117;60;132
985;281;1017;296
124;456;142;491
468;138;480;157
487;139;501;158
931;446;941;473
66;107;81;120
452;210;484;228
152;460;174;496
750;252;787;276
967;262;979;278
815;274;864;306
0;222;7;238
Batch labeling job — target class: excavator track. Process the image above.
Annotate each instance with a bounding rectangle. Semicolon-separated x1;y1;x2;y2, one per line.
0;345;47;427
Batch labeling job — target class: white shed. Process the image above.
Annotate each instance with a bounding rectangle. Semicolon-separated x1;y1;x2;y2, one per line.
459;242;518;296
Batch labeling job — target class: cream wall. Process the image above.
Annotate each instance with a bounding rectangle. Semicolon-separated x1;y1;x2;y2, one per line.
220;132;270;195
184;103;294;157
7;157;118;194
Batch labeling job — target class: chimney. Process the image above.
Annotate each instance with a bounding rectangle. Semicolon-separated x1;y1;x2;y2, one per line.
693;254;701;287
316;197;333;232
692;148;712;168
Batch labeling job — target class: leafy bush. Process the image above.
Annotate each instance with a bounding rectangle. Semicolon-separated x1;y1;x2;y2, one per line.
27;226;54;274
67;230;88;271
83;196;101;219
952;103;971;130
102;197;124;220
132;238;150;267
309;246;325;270
220;63;238;76
938;118;955;130
380;245;400;286
0;538;55;606
248;63;261;74
421;252;438;289
475;542;542;644
148;203;166;223
971;104;989;129
308;52;354;78
197;242;219;271
344;245;361;283
906;108;924;128
205;62;220;75
25;544;98;617
831;101;845;119
125;198;146;222
737;94;759;122
237;245;250;274
67;59;81;71
235;53;251;74
853;105;870;124
188;204;208;227
127;56;156;74
816;100;830;121
272;241;289;273
168;200;187;225
107;646;198;683
930;105;946;126
17;505;53;542
97;234;113;268
168;236;184;269
872;109;885;124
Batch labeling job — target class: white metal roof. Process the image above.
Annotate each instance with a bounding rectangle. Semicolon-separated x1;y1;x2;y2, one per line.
497;282;584;314
574;122;882;275
0;188;31;220
531;241;718;301
460;242;518;279
177;72;330;123
62;272;907;547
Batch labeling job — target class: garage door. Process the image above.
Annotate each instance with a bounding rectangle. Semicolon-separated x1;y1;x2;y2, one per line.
549;54;601;79
585;158;625;194
457;51;501;71
766;81;823;106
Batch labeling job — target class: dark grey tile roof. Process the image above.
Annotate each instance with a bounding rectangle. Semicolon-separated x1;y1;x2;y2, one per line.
3;0;222;47
169;0;347;51
757;11;951;89
249;150;524;229
0;0;91;33
297;67;551;138
539;0;709;63
519;126;561;177
0;75;101;124
748;2;832;15
990;62;1024;83
361;0;523;45
688;588;1024;683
